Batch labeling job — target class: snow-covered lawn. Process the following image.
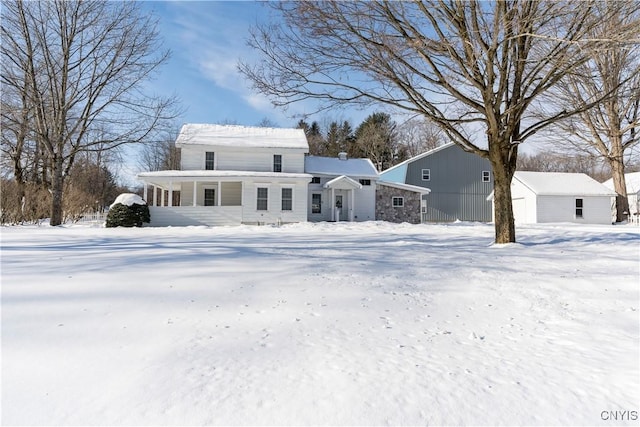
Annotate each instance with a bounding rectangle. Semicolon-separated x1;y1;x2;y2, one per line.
2;222;638;426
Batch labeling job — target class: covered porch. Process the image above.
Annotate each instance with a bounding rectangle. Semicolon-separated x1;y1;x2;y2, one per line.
137;171;244;227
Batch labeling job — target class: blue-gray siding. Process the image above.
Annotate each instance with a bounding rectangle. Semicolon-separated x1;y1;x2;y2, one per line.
405;144;493;222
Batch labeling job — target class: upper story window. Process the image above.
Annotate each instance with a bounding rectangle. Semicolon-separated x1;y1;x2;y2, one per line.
575;198;583;218
273;154;282;172
482;171;491;182
311;177;321;184
422;169;431;181
205;152;215;170
359;179;371;186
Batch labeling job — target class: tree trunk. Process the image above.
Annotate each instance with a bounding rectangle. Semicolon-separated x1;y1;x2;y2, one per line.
50;155;64;226
609;154;629;222
489;144;517;244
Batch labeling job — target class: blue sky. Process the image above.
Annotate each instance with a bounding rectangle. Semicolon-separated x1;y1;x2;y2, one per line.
142;1;313;128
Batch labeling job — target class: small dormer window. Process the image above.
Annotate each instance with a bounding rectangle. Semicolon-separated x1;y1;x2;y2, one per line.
273;154;282;172
205;152;215;170
359;179;371;186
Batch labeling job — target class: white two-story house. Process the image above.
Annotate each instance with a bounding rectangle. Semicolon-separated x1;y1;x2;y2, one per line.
137;124;311;226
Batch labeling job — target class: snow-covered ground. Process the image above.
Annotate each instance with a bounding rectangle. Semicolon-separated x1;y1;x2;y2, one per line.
2;221;639;426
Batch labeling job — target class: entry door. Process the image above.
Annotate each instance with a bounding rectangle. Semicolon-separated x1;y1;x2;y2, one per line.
335;194;348;221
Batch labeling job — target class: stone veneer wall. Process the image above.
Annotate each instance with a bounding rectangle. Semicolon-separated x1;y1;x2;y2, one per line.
375;186;422;224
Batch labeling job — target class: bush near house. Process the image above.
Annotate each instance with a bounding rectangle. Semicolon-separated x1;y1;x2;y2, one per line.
105;193;150;227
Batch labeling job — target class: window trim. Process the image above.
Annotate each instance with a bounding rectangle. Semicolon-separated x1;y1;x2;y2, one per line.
482;170;491;182
421;168;431;181
205;151;215;170
281;187;293;211
392;197;404;208
575;198;584;219
257;187;269;211
273;154;282;173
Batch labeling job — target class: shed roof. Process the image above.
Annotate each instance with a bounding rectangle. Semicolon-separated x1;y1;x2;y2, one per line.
175;124;309;150
602;172;640;195
305;156;379;178
377;181;431;194
515;171;616;197
379;143;456;182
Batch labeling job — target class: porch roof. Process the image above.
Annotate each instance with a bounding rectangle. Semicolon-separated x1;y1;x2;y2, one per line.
323;175;363;190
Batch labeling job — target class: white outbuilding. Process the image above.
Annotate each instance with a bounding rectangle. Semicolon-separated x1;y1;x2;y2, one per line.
489;171;616;224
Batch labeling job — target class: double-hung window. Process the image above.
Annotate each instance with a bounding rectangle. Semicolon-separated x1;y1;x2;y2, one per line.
575;198;584;218
205;152;215;170
204;189;216;206
281;188;293;211
257;187;268;211
392;197;404;207
482;171;491;182
422;169;431;181
273;154;282;172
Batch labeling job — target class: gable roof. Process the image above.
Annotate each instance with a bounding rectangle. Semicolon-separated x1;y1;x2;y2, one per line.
175;124;309;150
379;143;456;182
305;156;379;178
324;175;363;190
514;171;616;196
602;171;640;195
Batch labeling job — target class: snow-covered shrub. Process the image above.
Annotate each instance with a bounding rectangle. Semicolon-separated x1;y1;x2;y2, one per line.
105;193;150;227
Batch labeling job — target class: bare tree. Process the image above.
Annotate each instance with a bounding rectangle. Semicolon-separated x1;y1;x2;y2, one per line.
240;1;639;243
1;0;177;225
396;116;447;158
541;2;640;222
137;128;181;172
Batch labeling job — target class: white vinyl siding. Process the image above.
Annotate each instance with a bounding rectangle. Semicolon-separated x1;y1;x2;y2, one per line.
180;146;306;173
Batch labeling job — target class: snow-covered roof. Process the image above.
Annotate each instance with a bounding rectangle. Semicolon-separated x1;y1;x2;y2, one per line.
377;181;431;194
304;156;379;178
602;171;640;195
515;171;616;197
110;193;146;208
324;175;363;190
175;124;309;150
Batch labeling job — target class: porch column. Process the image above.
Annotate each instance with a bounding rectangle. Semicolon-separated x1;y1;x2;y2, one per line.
168;180;173;207
217;181;222;206
152;185;157;206
350;189;355;222
192;181;197;206
330;187;335;221
160;187;165;207
143;183;148;203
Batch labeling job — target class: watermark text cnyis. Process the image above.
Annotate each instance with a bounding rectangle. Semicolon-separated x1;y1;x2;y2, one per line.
600;410;638;421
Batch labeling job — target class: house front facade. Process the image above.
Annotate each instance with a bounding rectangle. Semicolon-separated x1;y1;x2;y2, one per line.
496;171;616;224
380;143;493;222
137;124;311;226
